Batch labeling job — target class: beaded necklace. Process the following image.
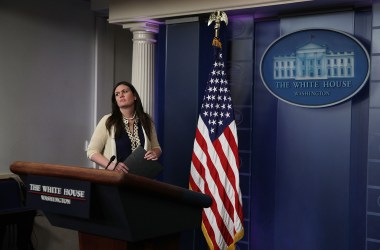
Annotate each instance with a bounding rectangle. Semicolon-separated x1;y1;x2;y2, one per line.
122;112;140;151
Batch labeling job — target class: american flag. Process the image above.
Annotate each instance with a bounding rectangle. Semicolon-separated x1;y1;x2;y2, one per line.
189;44;244;249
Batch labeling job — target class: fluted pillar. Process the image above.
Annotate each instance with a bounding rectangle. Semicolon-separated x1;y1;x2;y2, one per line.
123;22;158;116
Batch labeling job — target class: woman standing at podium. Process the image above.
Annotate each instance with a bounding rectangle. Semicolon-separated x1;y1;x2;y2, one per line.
86;81;162;173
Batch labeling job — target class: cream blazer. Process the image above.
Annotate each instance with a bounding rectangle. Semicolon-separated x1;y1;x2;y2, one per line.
87;114;161;161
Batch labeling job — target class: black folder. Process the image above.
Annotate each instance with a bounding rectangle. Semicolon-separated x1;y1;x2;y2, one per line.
124;146;163;179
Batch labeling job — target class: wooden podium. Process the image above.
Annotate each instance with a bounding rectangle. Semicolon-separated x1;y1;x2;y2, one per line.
10;161;212;250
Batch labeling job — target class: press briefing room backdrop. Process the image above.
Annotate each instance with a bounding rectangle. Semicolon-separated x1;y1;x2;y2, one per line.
1;0;380;249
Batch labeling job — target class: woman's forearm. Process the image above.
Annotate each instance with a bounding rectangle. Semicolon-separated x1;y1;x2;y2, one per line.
90;153;112;168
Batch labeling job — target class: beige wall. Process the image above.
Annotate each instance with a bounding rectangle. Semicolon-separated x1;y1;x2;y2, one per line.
1;0;132;249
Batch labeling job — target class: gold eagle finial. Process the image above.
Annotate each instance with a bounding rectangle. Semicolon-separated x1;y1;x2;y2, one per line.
208;11;228;39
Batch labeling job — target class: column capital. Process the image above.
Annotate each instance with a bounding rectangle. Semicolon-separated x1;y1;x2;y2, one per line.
122;21;160;34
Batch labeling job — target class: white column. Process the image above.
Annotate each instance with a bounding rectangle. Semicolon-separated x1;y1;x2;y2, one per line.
123;22;159;116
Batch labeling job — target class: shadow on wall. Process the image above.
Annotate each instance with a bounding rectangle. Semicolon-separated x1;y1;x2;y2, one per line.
32;212;79;250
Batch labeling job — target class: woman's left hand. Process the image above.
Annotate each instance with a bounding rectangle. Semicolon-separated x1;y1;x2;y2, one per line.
144;150;159;161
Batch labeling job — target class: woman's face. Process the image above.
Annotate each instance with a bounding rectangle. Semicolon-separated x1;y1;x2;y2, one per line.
114;84;136;109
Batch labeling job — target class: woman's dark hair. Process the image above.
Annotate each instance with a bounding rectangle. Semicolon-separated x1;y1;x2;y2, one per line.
105;81;152;139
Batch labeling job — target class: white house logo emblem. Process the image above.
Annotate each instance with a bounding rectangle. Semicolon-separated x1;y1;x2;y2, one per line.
260;29;370;108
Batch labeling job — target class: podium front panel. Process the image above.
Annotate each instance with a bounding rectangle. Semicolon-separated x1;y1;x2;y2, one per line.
26;175;91;218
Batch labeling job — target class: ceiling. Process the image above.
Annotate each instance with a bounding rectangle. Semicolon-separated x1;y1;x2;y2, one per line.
92;0;374;23
218;0;373;20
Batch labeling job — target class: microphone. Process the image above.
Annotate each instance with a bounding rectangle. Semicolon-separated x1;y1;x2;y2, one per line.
105;155;116;170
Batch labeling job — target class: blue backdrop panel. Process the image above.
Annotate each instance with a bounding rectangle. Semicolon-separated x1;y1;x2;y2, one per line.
349;10;370;250
252;10;370;250
252;20;280;250
275;102;351;250
162;19;211;250
162;21;201;188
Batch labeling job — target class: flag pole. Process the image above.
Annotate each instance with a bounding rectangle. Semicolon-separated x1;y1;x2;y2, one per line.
208;10;228;48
